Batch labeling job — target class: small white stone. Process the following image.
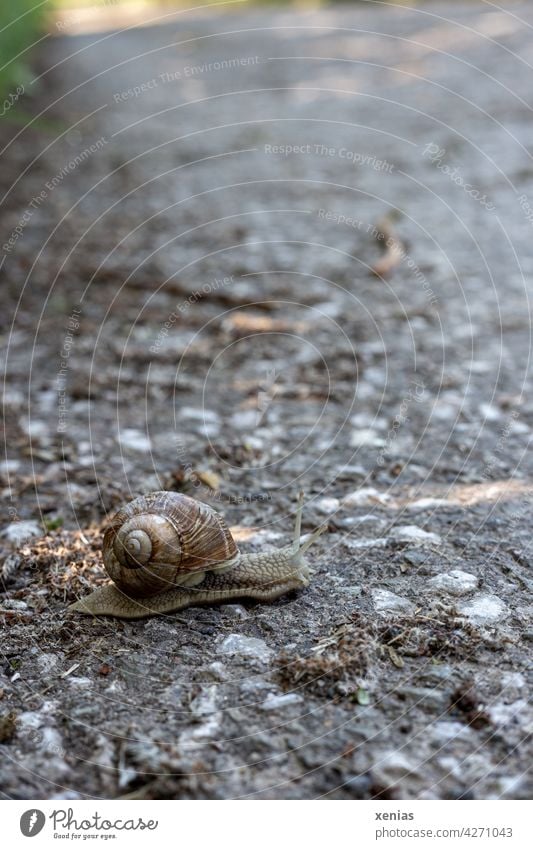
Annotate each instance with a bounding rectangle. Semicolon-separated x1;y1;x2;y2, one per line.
202;661;227;682
456;593;509;624
428;570;479;596
406;498;456;511
1;599;28;610
230;409;262;430
479;403;501;421
68;677;93;689
0;459;20;473
219;604;249;619
19;418;49;439
117;428;152;452
342;487;390;507
430;721;473;744
180;714;222;745
389;525;442;545
189;685;218;718
343;537;388;550
18;711;43;730
371;589;415;615
2;520;43;545
179;407;220;423
488;699;528;727
37;653;59;673
349;429;385;447
501;672;525;690
219;633;273;662
41;727;64;754
260;692;303;711
315;497;340;514
371;751;417;784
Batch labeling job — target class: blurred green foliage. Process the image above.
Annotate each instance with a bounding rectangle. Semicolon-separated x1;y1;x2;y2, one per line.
0;0;46;95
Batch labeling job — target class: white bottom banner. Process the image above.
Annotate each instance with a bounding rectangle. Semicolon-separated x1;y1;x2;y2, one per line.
2;800;531;848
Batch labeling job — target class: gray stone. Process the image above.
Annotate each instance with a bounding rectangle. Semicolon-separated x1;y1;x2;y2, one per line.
342;487;390;507
456;594;509;624
2;520;43;545
349;429;385;448
260;692;303;711
315;496;340;514
189;685;219;718
406;498;457;511
371;589;416;615
117;428;152;452
219;604;250;619
1;598;28;610
389;525;442;545
428;570;479;596
219;633;274;662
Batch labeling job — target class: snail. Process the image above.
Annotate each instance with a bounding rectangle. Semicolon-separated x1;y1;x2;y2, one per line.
69;490;326;618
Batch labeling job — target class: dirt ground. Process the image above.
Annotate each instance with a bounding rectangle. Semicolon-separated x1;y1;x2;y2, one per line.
1;1;532;799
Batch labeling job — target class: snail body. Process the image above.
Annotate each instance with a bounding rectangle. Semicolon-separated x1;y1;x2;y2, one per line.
70;491;325;619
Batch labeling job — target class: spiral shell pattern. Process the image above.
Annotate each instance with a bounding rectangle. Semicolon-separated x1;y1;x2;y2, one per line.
102;491;238;597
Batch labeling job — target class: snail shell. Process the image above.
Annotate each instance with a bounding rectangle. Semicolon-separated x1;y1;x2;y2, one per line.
102;491;238;597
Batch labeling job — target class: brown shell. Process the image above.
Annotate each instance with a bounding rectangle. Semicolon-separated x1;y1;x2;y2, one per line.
102;491;238;597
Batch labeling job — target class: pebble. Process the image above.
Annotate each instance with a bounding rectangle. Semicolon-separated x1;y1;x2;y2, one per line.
428;570;479;596
260;692;303;711
371;751;420;786
371;589;415;615
344;585;362;597
315;497;340;514
117;428;152;452
349;429;385;447
402;549;429;567
201;661;227;682
17;711;43;730
189;685;218;718
342;487;390;507
335;464;366;479
220;604;249;619
239;678;272;696
219;633;274;663
0;459;20;473
230;409;262;430
40;727;64;754
19;418;49;440
406;498;457;511
180;713;222;746
429;721;473;745
1;598;28;610
179;407;220;423
456;593;509;624
488;699;528;727
2;520;43;545
389;525;442;545
343;537;389;550
344;773;373;796
36;653;59;673
67;677;93;690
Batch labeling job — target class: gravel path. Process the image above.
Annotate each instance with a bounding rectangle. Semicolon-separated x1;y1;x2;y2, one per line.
1;1;532;799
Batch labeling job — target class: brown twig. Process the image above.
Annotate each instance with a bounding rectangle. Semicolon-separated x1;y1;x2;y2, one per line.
371;214;405;277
